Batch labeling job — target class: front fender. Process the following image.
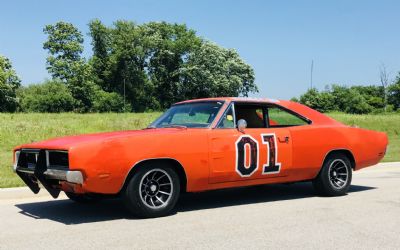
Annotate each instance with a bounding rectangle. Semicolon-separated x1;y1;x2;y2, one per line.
69;129;210;194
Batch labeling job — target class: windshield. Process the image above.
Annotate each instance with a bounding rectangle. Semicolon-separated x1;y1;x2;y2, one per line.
149;101;224;128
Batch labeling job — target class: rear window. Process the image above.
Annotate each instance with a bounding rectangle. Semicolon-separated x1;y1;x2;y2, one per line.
267;106;308;127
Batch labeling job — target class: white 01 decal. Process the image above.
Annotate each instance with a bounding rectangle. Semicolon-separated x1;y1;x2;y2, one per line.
235;133;281;177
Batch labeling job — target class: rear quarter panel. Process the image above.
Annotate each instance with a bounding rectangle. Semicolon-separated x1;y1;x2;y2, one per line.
344;127;387;169
288;125;388;180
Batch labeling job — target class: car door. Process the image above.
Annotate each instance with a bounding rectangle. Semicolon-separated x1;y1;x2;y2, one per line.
208;102;292;184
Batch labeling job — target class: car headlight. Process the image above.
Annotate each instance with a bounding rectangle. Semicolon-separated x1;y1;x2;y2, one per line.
13;150;20;172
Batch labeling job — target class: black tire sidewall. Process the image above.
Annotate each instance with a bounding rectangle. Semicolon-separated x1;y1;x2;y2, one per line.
124;165;180;218
314;153;352;196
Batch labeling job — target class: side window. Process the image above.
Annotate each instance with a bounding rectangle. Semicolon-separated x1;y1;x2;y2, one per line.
235;104;266;128
217;105;235;128
267;106;308;127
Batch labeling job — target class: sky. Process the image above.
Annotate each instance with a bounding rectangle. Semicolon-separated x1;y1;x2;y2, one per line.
1;0;399;99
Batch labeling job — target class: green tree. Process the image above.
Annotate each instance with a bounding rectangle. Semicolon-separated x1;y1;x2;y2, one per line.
388;73;400;110
330;84;349;111
299;88;336;112
144;22;202;108
108;20;152;111
68;62;97;112
18;80;75;112
290;97;299;102
329;84;375;113
92;90;127;112
299;85;376;114
180;41;257;100
43;21;96;111
343;88;373;114
351;85;385;110
43;22;84;82
88;19;111;91
88;20;258;111
0;55;21;112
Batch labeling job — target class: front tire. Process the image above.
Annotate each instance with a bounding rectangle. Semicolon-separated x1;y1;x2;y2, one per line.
123;165;180;218
313;153;352;196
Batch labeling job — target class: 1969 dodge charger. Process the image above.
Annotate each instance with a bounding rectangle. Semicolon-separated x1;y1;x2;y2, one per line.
13;97;388;217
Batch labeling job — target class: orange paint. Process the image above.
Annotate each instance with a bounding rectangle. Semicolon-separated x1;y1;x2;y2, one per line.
14;98;388;195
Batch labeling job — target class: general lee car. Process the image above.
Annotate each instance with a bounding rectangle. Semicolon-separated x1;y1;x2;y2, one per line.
13;98;388;217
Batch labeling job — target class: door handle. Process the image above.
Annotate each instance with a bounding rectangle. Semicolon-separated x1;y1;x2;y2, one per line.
278;136;289;143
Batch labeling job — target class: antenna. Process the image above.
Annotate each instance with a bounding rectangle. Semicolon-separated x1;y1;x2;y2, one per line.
310;60;314;89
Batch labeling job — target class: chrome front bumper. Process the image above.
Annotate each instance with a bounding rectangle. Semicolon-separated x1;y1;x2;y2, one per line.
16;167;83;184
15;167;84;198
14;149;83;198
43;169;83;184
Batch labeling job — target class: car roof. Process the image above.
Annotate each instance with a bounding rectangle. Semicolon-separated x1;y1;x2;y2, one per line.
174;97;343;126
174;97;281;105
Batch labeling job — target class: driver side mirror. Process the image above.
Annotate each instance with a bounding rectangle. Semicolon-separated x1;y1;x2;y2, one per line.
237;119;247;133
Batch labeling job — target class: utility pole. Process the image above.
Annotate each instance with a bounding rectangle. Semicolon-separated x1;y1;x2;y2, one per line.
380;64;390;112
123;60;127;113
123;77;126;113
310;60;314;89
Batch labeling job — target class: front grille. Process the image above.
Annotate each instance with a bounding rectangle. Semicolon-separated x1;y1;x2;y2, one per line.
15;149;68;198
46;151;69;170
17;150;40;170
16;149;69;171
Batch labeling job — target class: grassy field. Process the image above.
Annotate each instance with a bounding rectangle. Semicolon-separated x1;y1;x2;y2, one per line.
327;112;399;162
0;112;399;188
0;113;161;188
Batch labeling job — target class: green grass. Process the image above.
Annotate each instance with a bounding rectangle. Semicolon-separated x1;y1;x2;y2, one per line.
327;112;400;163
0;113;161;188
0;112;399;188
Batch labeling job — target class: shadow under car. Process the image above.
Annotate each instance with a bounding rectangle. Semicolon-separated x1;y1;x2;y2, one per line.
15;183;376;224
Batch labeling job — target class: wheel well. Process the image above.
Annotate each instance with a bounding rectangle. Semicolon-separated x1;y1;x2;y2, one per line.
324;149;356;170
120;158;188;194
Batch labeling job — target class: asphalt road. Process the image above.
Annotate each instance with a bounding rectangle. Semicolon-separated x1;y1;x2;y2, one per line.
1;162;399;250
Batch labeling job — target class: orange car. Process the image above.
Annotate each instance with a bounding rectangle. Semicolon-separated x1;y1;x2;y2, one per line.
13;97;388;217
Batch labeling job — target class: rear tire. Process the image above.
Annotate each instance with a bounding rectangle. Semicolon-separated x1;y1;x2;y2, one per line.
123;165;180;218
313;153;352;196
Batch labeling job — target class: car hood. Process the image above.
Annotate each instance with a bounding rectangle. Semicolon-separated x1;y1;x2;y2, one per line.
15;128;188;151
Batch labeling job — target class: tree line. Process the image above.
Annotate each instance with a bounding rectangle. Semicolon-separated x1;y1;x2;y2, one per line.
0;20;258;112
292;79;400;114
1;20;399;114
